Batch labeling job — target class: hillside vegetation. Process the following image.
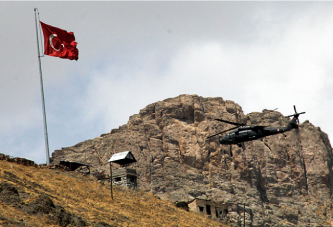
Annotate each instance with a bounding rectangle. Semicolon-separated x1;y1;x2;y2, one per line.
0;160;226;227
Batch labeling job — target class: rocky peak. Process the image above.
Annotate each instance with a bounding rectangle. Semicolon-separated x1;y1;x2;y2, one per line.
51;94;333;226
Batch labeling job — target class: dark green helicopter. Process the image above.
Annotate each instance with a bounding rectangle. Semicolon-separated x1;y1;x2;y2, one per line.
208;105;305;148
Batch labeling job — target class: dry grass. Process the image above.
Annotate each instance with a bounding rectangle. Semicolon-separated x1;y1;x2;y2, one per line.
0;160;228;226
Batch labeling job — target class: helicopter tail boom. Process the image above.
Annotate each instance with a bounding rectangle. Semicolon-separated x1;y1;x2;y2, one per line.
287;117;299;130
286;105;305;130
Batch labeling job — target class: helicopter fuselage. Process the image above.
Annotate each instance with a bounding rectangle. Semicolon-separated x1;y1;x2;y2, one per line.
219;125;292;145
219;116;299;146
208;105;305;148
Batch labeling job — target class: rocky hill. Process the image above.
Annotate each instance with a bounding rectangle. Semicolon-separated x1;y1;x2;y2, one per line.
51;94;333;226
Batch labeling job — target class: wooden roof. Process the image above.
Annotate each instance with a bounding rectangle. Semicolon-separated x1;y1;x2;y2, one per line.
108;151;136;165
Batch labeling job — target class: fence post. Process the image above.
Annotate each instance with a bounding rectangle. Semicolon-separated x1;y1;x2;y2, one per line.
243;203;245;227
109;162;113;200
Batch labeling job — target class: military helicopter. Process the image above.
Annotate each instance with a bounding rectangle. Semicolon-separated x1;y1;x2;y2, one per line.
207;105;305;148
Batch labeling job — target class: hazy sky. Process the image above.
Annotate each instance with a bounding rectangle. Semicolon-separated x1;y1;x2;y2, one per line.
1;2;333;164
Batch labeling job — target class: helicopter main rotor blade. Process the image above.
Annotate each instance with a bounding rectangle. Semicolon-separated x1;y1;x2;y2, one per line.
214;119;246;126
207;126;239;138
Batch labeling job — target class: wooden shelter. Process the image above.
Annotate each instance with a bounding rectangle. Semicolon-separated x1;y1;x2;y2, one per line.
108;151;137;192
59;161;90;173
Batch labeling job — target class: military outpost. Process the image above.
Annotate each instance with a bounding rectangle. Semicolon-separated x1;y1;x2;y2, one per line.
108;151;138;190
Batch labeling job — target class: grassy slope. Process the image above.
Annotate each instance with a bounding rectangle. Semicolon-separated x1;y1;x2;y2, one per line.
0;160;227;227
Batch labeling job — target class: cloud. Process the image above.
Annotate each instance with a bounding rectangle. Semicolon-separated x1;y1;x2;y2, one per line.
82;3;333;143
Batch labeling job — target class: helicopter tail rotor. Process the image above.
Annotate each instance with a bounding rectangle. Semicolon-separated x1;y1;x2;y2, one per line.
287;105;305;123
286;105;305;130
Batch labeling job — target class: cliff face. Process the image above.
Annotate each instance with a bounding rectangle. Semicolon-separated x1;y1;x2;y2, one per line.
51;94;333;226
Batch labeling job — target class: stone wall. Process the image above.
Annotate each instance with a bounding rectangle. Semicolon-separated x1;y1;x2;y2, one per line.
112;167;137;189
188;198;228;221
0;153;37;167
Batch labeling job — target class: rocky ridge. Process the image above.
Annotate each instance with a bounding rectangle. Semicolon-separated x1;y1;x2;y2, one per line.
52;94;333;226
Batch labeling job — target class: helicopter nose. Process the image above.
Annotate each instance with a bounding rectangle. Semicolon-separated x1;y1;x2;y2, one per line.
220;137;228;144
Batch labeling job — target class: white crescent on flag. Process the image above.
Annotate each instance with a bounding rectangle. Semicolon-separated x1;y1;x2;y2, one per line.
49;34;64;51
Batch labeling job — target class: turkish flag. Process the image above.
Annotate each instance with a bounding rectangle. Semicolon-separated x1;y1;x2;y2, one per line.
40;21;79;61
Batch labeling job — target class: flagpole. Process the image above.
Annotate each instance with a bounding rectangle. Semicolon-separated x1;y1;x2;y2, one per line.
34;8;50;165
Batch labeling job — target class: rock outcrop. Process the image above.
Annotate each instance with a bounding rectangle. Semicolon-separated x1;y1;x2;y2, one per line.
51;94;333;226
0;181;86;227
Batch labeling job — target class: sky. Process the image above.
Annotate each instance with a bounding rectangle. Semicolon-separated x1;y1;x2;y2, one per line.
1;1;333;164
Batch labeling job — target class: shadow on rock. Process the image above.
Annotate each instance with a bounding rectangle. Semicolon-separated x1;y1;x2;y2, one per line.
0;182;22;205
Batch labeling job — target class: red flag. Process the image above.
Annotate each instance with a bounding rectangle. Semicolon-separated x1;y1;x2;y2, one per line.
40;21;79;60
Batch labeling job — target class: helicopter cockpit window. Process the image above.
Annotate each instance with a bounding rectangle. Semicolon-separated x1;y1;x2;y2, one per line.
229;133;236;138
